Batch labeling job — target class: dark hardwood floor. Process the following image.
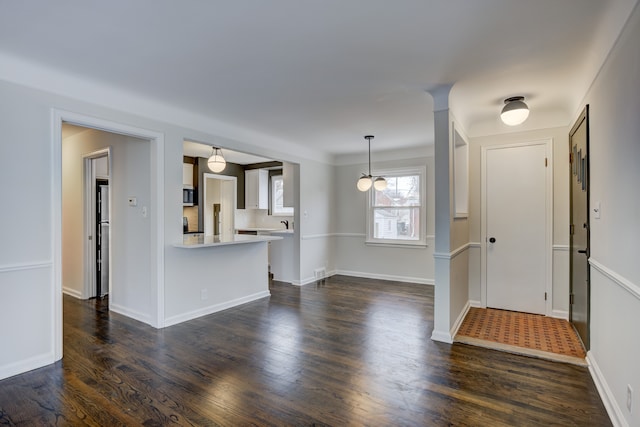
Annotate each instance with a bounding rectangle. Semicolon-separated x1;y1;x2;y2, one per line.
0;276;610;426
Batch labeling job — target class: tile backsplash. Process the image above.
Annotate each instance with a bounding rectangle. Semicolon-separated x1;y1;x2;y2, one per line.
235;209;293;230
182;206;199;232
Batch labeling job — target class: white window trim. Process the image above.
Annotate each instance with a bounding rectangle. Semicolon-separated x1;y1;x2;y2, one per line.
271;175;294;216
366;166;427;247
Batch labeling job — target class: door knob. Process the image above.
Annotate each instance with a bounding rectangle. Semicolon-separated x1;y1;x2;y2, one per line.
489;237;496;243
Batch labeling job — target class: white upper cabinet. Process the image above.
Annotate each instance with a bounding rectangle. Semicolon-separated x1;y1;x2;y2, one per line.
245;169;268;209
183;163;194;188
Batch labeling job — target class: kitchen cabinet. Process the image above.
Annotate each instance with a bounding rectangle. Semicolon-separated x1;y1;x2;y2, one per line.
183;163;194;188
245;169;268;209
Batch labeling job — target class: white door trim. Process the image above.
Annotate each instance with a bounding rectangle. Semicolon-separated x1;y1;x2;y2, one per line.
52;109;165;361
480;138;553;315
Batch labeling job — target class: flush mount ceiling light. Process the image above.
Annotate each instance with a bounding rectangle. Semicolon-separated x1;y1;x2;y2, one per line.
501;96;530;126
207;147;226;173
357;135;387;192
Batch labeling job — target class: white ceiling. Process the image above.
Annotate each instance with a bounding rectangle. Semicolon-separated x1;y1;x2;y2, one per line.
1;1;636;156
183;140;273;165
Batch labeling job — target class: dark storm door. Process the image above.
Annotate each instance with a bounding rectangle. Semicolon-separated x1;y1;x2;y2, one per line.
569;106;590;349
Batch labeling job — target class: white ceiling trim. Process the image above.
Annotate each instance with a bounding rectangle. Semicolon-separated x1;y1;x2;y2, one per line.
0;51;331;164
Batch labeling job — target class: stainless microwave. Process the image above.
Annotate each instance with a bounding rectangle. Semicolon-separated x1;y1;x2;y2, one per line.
183;187;195;206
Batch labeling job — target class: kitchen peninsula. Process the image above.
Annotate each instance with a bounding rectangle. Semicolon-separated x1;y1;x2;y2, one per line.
166;233;283;327
175;233;282;248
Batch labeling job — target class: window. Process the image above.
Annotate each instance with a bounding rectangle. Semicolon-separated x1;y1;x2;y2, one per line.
271;175;294;216
453;126;469;218
366;167;426;246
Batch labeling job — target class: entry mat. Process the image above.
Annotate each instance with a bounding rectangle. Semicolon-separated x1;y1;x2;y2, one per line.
455;307;587;366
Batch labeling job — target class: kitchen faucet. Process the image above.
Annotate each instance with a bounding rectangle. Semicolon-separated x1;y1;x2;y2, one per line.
280;220;289;229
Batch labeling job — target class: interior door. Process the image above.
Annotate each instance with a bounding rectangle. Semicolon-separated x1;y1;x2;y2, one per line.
569;106;590;349
485;142;549;315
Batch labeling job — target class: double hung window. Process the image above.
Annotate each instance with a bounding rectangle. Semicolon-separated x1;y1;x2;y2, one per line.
366;167;426;247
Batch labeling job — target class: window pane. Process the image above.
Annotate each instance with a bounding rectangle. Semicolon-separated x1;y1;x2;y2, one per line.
274;177;284;208
373;207;420;240
374;175;420;207
272;176;293;215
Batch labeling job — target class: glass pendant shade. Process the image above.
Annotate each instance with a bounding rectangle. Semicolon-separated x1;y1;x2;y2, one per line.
208;148;226;173
501;96;529;126
357;175;373;191
373;176;387;191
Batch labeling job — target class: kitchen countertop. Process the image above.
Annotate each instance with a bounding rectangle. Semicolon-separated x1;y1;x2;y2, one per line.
269;229;294;235
235;227;279;232
175;234;282;249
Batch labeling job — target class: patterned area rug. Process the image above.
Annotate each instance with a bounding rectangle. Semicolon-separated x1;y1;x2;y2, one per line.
455;307;587;366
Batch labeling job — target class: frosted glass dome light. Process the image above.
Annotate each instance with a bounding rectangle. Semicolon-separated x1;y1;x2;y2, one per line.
207;147;226;173
501;96;530;126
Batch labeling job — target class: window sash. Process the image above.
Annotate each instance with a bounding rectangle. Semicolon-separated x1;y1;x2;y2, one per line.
272;175;293;216
366;167;426;246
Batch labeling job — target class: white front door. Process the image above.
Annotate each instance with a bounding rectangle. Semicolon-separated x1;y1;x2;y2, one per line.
482;141;551;315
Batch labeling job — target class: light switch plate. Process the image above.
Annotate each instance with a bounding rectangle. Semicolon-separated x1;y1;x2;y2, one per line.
593;201;601;219
128;197;137;207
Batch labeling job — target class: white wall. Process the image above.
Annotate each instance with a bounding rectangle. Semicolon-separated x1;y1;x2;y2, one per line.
332;153;435;284
0;74;333;379
580;4;640;425
298;159;335;284
468;126;570;317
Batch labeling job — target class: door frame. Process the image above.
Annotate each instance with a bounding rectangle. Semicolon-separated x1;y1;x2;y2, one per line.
203;173;237;236
480;139;554;314
569;105;590;348
83;148;111;299
53;109;165;361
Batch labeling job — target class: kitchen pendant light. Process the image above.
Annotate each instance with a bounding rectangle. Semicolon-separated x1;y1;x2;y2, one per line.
207;147;226;173
500;96;529;126
357;135;386;192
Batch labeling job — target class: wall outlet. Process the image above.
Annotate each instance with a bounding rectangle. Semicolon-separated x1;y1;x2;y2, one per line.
200;289;208;301
627;384;633;412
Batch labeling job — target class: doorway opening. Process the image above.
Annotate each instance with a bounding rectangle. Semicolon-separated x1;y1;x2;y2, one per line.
81;148;111;301
54;110;165;362
203;173;237;238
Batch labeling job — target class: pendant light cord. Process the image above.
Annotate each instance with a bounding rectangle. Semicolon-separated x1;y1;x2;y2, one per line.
365;135;373;176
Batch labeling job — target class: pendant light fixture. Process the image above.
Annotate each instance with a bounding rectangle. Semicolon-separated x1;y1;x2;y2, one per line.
500;96;529;126
357;135;387;192
207;147;226;173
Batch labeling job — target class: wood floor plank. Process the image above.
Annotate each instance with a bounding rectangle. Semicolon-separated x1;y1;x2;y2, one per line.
0;276;610;426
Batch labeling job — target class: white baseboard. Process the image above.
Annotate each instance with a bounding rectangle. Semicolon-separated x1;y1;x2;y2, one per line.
551;309;569;320
450;300;471;339
62;287;83;299
294;270;434;287
110;303;153;327
0;351;55;381
587;351;627;427
163;291;271;327
469;300;482;308
334;269;434;285
431;330;453;344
